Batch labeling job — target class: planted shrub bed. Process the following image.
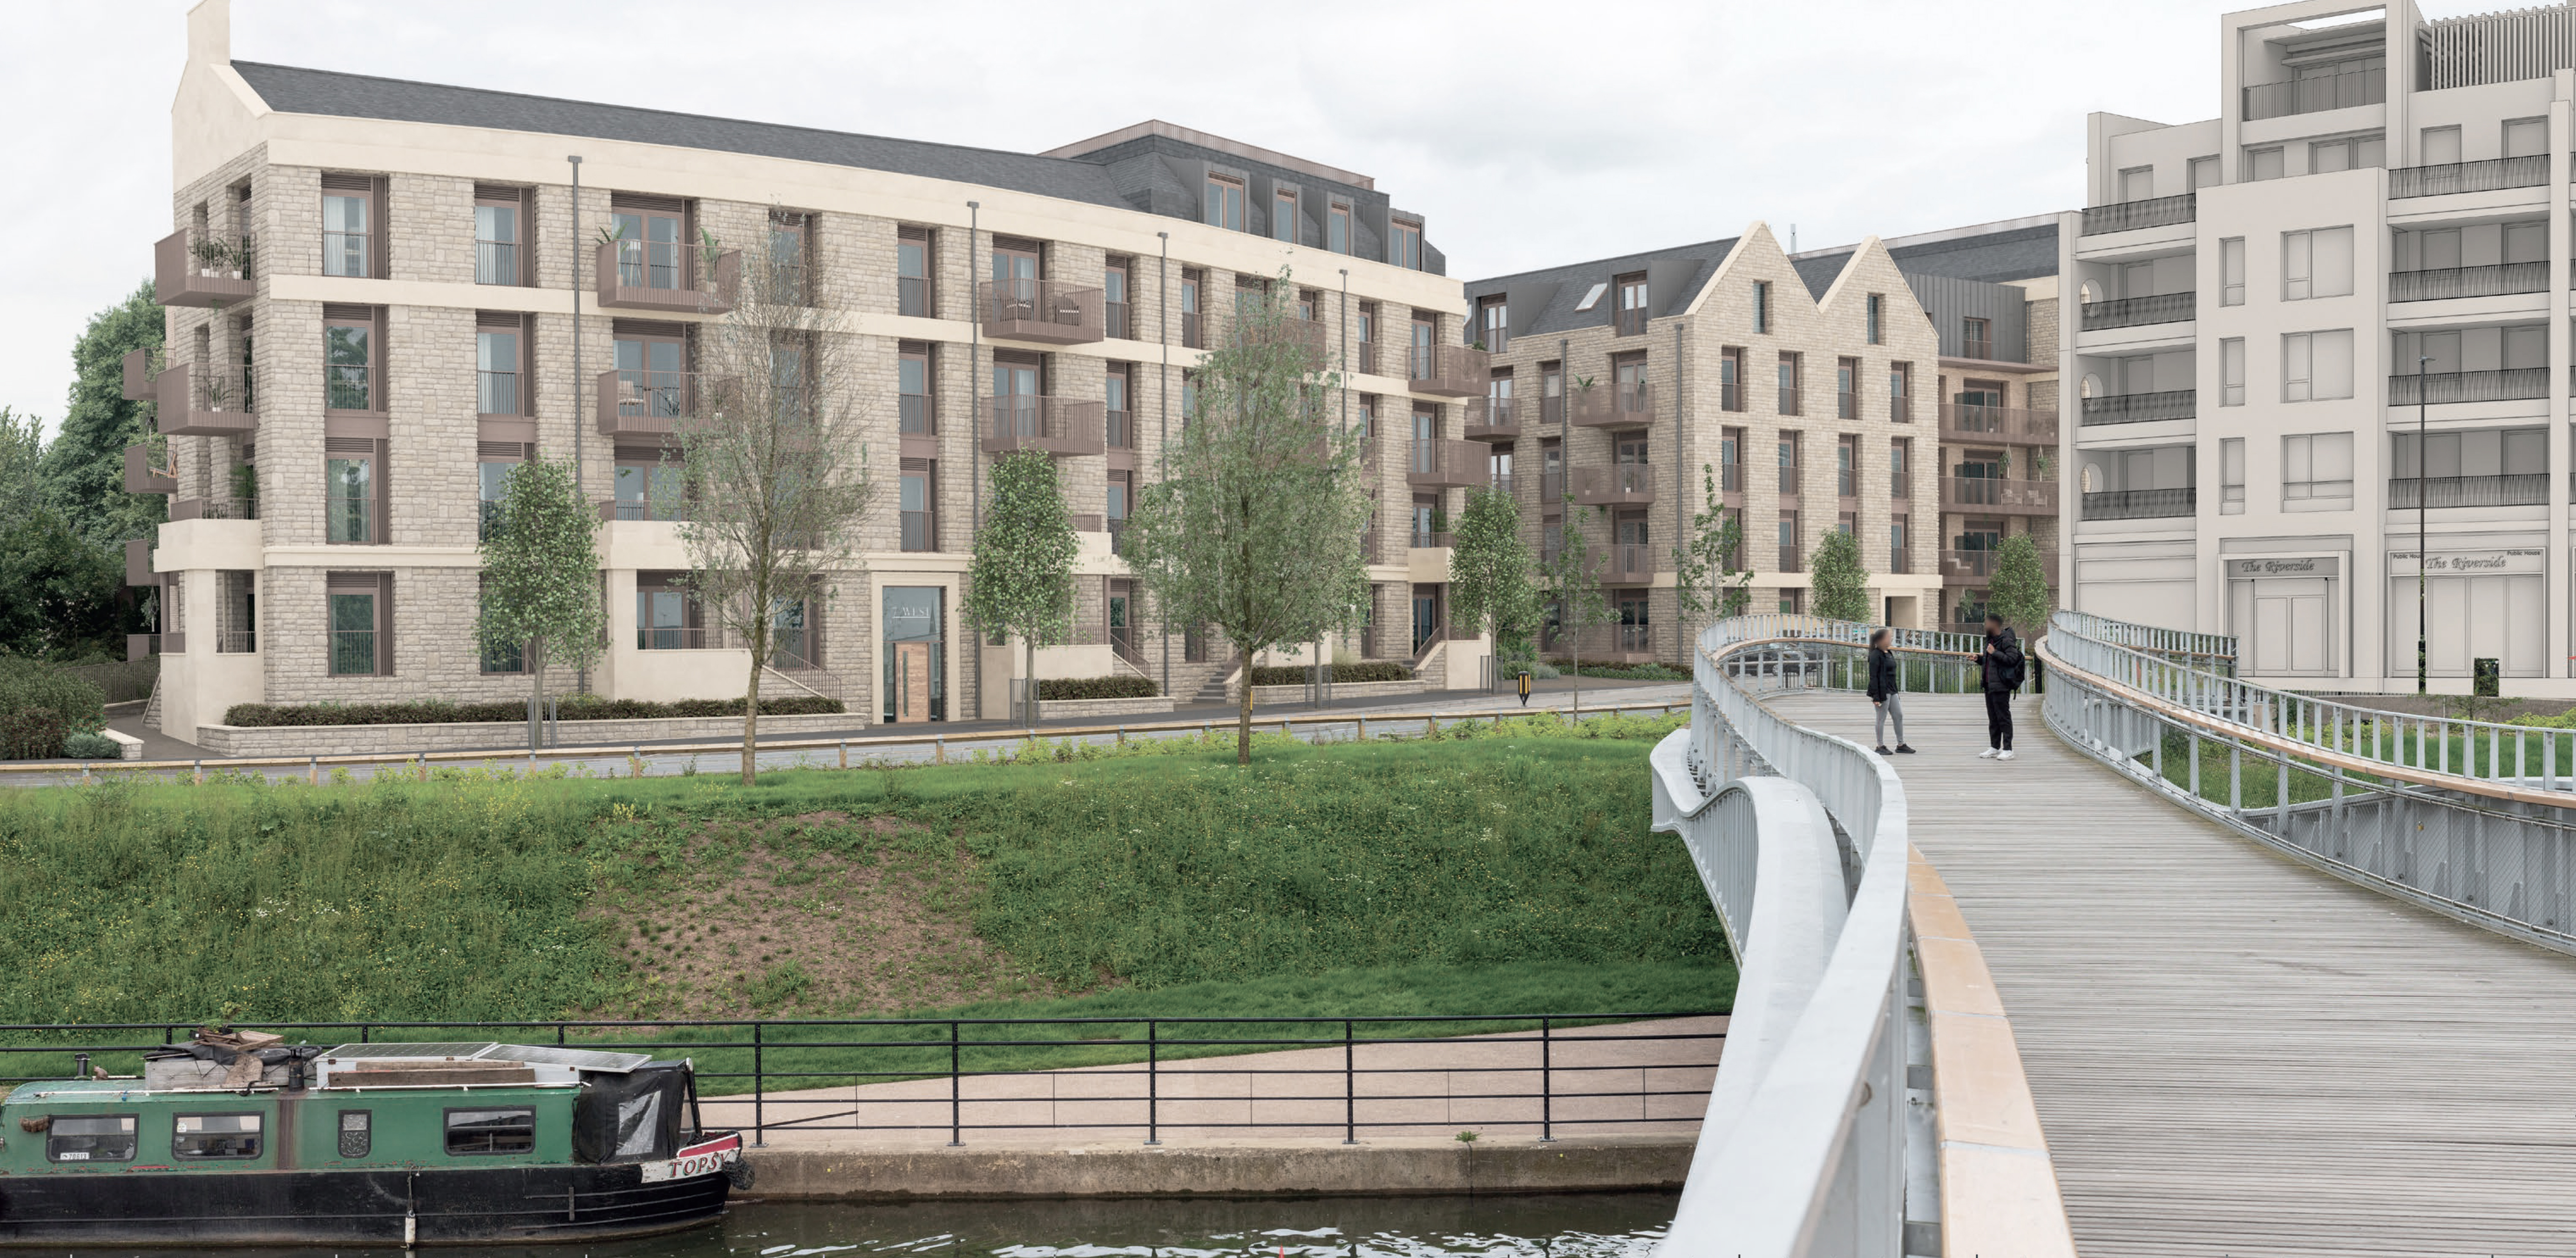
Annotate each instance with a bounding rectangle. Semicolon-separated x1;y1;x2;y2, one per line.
1248;661;1411;686
223;695;843;728
0;658;109;760
1033;675;1158;700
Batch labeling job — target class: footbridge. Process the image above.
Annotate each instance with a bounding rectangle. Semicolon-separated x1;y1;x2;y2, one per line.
1655;611;2576;1257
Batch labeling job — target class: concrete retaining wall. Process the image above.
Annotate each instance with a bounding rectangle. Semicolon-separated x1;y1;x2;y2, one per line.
1245;679;1424;706
196;711;859;757
741;1135;1691;1199
1027;695;1175;722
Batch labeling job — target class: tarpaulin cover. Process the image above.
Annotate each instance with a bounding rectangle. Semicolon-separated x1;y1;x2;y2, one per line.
571;1062;689;1164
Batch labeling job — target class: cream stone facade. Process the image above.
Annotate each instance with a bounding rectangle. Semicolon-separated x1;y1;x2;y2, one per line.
138;0;1478;742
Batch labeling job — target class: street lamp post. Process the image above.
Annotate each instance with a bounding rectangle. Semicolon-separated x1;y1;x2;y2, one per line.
2417;353;2431;696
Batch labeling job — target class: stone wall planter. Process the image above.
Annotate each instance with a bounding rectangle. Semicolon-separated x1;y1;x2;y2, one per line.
195;711;859;758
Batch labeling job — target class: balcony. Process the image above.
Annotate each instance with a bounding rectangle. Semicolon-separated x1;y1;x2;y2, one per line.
594;239;741;315
127;633;182;661
597;369;716;439
1541;469;1565;503
168;497;257;521
2081;389;2194;426
1407;344;1489;398
1573;463;1657;506
1938;402;2059;445
899;391;935;435
1941;476;2057;516
2390;154;2550;199
1602;543;1661;585
1719;381;1746;412
2390;262;2546;302
2389;368;2548;406
2389;474;2548;509
155;362;257;438
1545;622;1654;663
1356;339;1379;376
2081;487;2195;521
1236;315;1328;369
122;348;161;401
980;278;1105;346
1410;529;1453;550
1464;396;1521;442
1571;383;1652;429
1957;338;1995;362
124;444;174;494
154;229;255;308
1720;462;1744;503
125;539;155;588
598;497;688;522
1405;438;1486;489
981;395;1105;457
1778;384;1803;416
1489;471;1515;497
1072;513;1105;534
2078;193;2195;236
1941;548;2057;587
2080;292;2194;333
2241;67;2382;121
636;626;714;651
1613;306;1648;338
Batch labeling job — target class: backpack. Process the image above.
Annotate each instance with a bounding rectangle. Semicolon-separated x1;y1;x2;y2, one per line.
1996;636;2027;689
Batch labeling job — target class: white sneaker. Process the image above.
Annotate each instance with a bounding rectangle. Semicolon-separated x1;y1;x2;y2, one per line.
1978;748;1999;759
1997;750;2016;761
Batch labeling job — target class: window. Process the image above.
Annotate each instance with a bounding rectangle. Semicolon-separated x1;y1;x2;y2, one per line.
1778;511;1801;572
608;196;685;293
613;325;687;425
1203;175;1245;231
1752;280;1771;333
1104;257;1130;340
479;577;523;674
1866;293;1884;344
1837;433;1859;497
324;308;376;412
766;210;810;305
327;573;388;676
1357;394;1375;439
1889;361;1912;423
636;573;703;650
2309;134;2385;173
1273;188;1298;243
2190;155;2221;190
1391;218;1423;270
2219;237;2245;306
1834;357;1859;419
1182;269;1205;350
1328;202;1351;254
2245;146;2285;181
1962;317;1991;359
475;320;522;416
1181;371;1199;425
900;459;934;552
896;226;933;317
2282;330;2354;402
899;342;934;434
1614;272;1648;336
2282;228;2354;300
1776;351;1802;415
2221;438;2245;514
45;1115;135;1163
1891;438;1910;498
326;438;381;545
477;446;525;541
2221;338;2246;407
612;449;683;522
321;173;375;278
2393;427;2546;483
173;1114;262;1160
1778;431;1801;495
473;185;521;285
2283;432;2354;508
445;1107;536;1156
1890;516;1909;572
1478;296;1508;352
1721;347;1747;412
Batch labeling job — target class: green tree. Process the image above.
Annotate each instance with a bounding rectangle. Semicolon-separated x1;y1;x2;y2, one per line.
0;509;125;662
42;283;165;547
1122;268;1371;764
1670;463;1749;665
1809;527;1871;623
1987;533;2054;637
0;407;45;523
1446;484;1535;667
963;450;1080;721
475;456;606;748
1538;505;1618;712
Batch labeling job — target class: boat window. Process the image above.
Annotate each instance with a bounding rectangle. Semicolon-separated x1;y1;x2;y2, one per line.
44;1114;136;1163
338;1109;371;1159
173;1113;263;1160
445;1107;536;1156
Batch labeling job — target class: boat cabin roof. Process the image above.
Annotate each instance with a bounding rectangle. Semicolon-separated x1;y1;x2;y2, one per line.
6;1043;661;1103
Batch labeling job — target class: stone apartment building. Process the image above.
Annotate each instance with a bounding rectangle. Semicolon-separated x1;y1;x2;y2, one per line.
1463;225;1951;663
2067;0;2576;692
133;0;1482;743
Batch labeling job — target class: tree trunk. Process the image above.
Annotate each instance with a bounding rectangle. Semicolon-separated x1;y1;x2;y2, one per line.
1236;645;1254;765
1025;636;1038;727
529;649;547;753
742;636;762;786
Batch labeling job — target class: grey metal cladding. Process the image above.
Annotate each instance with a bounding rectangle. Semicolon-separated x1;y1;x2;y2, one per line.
1792;223;2061;298
1465;237;1740;338
1909;274;2028;363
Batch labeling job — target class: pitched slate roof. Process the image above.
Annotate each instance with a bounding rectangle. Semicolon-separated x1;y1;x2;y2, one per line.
1464;237;1741;337
1789;218;2059;299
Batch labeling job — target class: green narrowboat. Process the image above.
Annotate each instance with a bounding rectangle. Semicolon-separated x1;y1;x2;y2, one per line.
0;1037;743;1247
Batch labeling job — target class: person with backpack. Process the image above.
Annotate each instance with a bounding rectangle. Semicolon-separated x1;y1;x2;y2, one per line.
1978;612;2024;760
1866;628;1915;756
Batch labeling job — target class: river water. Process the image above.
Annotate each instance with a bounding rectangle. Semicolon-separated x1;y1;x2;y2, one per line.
62;1194;1677;1258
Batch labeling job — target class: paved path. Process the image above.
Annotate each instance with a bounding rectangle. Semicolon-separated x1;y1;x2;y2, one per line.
1772;689;2576;1258
692;1016;1721;1149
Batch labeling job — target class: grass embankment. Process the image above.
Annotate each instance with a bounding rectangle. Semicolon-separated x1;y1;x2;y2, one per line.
0;714;1728;1087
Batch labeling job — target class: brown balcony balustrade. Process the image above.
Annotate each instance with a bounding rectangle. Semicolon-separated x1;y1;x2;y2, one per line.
122;348;162;402
1941;548;2057;586
1489;470;1515;498
594;239;740;315
2390;261;2547;302
901;510;936;552
1603;543;1661;585
1235;314;1328;369
981;395;1106;456
1574;463;1657;506
125;540;156;588
1541;469;1565;503
598;497;689;523
1410;529;1453;550
1071;513;1105;533
980;278;1105;346
1937;402;2059;446
1463;396;1521;441
1405;438;1486;489
1941;476;2058;516
127;633;181;661
168;497;257;522
2241;65;2383;121
1407;344;1489;398
1571;383;1652;429
1105;301;1132;340
156;362;257;438
1356;339;1379;375
1958;337;1995;362
154;229;255;308
124;444;175;494
597;368;719;439
2392;367;2549;406
2082;487;2196;520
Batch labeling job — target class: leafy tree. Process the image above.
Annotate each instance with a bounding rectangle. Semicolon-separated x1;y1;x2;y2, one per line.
1122;268;1371;764
0;407;44;523
677;241;876;784
1809;527;1870;623
963;450;1080;721
1669;463;1749;664
475;456;606;748
1538;505;1617;712
0;509;125;662
1446;484;1535;666
1987;533;2054;637
42;283;165;547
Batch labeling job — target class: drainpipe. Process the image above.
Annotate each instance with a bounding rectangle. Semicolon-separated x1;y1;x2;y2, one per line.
1675;319;1686;669
569;154;587;701
968;201;980;719
1158;230;1170;701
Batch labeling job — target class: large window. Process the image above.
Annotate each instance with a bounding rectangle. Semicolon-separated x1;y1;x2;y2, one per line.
896;226;933;317
1105;364;1131;448
326;438;380;545
900;460;934;552
1104;256;1131;340
1328;202;1351;254
1390;218;1423;270
609;198;685;292
899;342;934;434
173;1114;262;1160
1777;351;1802;416
474;186;521;286
611;452;682;522
2221;338;2246;407
2282;330;2354;402
1273;188;1299;243
328;574;388;676
1181;269;1205;350
2221;438;2245;514
324;309;375;412
45;1115;135;1163
636;574;703;650
321;174;375;278
2283;432;2354;509
476;320;522;416
2309;134;2384;173
2282;227;2354;300
1203;175;1245;232
445;1108;535;1157
766;210;809;304
2219;237;2245;306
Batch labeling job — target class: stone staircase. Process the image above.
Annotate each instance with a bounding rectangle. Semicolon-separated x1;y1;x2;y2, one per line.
142;675;164;733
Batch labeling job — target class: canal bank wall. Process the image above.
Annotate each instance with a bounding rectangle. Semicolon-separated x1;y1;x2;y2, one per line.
740;1134;1693;1198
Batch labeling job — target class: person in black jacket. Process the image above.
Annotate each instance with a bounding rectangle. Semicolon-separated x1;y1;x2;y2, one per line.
1978;613;2023;761
1866;628;1915;756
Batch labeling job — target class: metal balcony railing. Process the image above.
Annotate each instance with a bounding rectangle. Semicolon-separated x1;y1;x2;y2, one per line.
1571;383;1652;428
899;392;934;435
1958;338;1995;361
1464;396;1520;441
1720;463;1744;494
154;229;255;307
980;279;1105;346
1541;469;1565;503
1613;306;1648;337
636;626;713;651
2241;67;2382;121
1605;543;1659;584
2388;367;2549;406
2081;390;2194;425
1719;381;1747;413
2081;487;2196;520
901;510;935;552
2078;192;2196;236
2389;262;2547;302
1778;384;1802;416
1407;344;1489;398
1106;409;1131;449
1410;529;1453;550
597;368;714;439
2389;154;2548;198
1940;548;2058;585
1836;389;1859;420
1938;402;2060;444
595;240;740;315
2387;474;2549;509
476;238;519;286
124;444;175;494
1573;463;1657;505
981;396;1106;457
1405;438;1486;488
156;362;258;438
1105;301;1132;341
1236;315;1328;368
600;497;688;523
216;630;257;655
1941;476;2058;515
2081;292;2194;332
168;497;257;522
1778;546;1801;573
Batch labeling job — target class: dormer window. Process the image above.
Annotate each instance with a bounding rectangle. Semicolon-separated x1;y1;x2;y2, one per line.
1390;218;1422;270
1204;175;1245;232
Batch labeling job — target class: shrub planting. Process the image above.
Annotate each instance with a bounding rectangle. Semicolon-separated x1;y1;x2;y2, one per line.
1033;675;1158;700
1249;660;1411;686
222;695;843;728
0;657;107;759
61;732;122;760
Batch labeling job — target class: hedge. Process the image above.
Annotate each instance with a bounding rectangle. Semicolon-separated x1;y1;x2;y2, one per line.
0;658;109;759
1034;675;1159;700
221;695;844;728
1248;661;1412;686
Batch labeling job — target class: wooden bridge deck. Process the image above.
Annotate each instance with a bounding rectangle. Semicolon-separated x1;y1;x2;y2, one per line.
1770;689;2576;1258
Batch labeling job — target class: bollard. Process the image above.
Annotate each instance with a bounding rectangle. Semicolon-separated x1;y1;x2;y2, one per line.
1358;715;1368;741
308;756;318;785
935;736;946;764
632;745;643;778
1117;725;1126;746
193;759;203;786
839;740;848;770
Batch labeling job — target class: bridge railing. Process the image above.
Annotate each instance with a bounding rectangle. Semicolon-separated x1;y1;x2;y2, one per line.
2042;608;2576;955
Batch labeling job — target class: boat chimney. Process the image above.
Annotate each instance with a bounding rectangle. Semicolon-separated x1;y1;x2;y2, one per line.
72;1054;89;1081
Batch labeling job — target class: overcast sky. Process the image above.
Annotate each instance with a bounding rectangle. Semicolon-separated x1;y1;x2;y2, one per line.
0;1;2496;438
